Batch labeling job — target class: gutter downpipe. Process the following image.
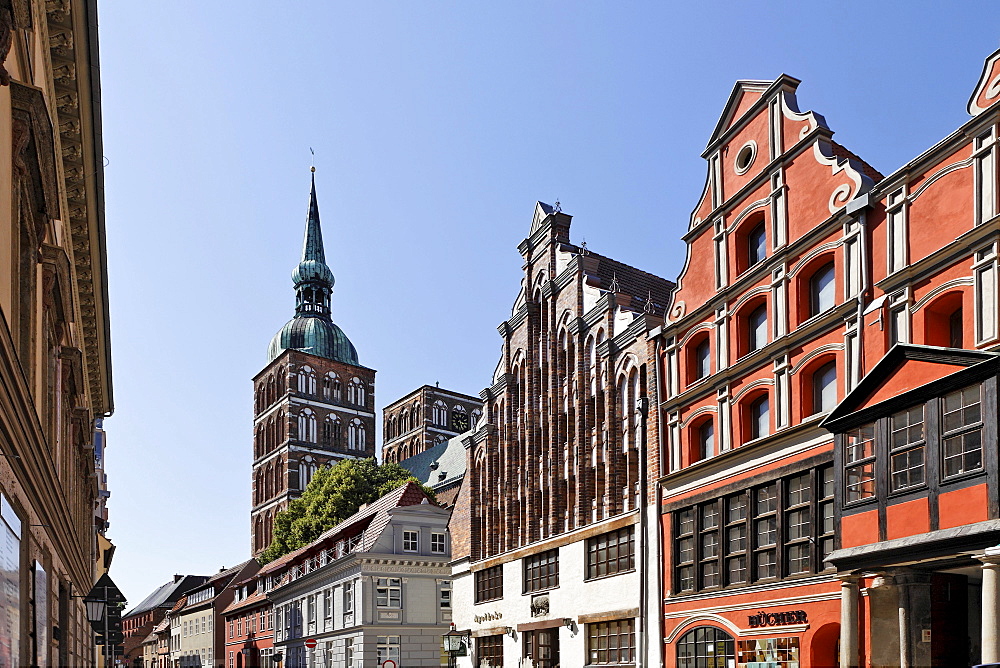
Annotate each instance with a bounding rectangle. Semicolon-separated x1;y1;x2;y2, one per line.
638;396;649;668
652;333;667;668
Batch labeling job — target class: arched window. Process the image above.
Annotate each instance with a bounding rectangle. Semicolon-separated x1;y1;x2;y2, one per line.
297;409;317;443
749;394;770;441
348;378;365;406
688;334;711;383
348;419;365;450
264;463;273;500
747;221;766;267
322;416;339;446
412;402;421;430
399;410;408;435
322;372;338;400
809;262;836;317
254;470;263;505
924;291;965;348
747;304;768;353
471;409;482;427
274;459;284;494
811;361;837;415
297;366;316;395
677;627;735;668
300;458;317;490
433;400;448;426
696;419;714;461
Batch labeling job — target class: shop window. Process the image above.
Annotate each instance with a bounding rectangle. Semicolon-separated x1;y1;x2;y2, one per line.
474;565;503;603
677;627;735;668
890;405;925;491
736;637;800;667
808;262;836;318
587;619;635;665
844;424;876;503
586;527;635;580
523;549;559;593
476;635;503;667
942;385;983;477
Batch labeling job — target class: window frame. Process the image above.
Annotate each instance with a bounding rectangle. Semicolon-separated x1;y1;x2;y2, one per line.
474;565;503;603
808;261;836;318
375;577;401;609
586;618;636;666
940;384;984;479
430;532;447;554
402;529;418;553
585;527;635;581
522;549;559;593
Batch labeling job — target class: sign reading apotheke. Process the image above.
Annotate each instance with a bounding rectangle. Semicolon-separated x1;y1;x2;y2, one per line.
474;611;502;624
747;610;808;627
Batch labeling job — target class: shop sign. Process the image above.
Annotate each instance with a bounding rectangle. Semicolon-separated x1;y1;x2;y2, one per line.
474;611;502;624
747;610;808;627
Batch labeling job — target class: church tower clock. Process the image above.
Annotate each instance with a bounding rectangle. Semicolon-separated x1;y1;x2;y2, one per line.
250;170;376;556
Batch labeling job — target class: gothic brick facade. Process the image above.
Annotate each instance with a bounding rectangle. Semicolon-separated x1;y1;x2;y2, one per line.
381;385;482;464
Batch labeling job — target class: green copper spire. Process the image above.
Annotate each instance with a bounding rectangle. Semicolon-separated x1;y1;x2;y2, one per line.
267;169;359;365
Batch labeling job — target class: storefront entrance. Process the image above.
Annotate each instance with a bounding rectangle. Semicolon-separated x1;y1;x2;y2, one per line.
524;628;560;668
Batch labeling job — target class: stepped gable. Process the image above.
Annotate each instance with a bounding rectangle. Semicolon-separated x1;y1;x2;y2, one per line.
830;141;884;184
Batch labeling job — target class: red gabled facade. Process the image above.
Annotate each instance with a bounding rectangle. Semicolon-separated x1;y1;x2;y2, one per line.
654;47;1000;668
221;575;274;668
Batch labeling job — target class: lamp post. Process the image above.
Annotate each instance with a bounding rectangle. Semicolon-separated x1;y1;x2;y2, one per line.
443;623;466;668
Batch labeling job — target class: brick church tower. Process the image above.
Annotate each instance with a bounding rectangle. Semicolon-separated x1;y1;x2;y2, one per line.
250;171;376;556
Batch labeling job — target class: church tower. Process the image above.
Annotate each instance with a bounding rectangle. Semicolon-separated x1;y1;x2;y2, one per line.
250;171;376;556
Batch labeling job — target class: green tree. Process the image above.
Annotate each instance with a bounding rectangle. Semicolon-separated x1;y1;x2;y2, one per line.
259;457;434;563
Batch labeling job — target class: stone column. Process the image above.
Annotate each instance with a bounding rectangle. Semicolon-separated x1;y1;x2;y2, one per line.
980;553;1000;664
839;574;860;668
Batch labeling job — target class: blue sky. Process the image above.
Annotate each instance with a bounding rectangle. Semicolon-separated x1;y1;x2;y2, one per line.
99;1;1000;606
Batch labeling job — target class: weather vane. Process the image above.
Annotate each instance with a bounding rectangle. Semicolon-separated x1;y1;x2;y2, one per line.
310;147;315;173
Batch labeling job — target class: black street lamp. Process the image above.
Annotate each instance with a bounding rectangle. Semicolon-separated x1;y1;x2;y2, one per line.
443;623;467;668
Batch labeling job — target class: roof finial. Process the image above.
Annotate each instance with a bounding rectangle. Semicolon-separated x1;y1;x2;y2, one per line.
553;199;561;213
310;147;316;173
644;291;655;315
609;272;621;293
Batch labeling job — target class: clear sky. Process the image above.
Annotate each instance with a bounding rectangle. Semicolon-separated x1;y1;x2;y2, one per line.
99;1;1000;607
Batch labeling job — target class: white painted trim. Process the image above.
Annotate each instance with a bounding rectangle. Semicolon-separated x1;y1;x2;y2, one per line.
678;322;715;348
733;141;758;176
679;405;718;429
730;286;770;314
908;157;975;202
787;241;842;278
910;277;974;312
664;577;840;611
726;197;770;233
731;378;774;403
789;343;843;376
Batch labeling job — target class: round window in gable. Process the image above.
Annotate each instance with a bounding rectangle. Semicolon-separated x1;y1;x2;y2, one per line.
734;141;757;175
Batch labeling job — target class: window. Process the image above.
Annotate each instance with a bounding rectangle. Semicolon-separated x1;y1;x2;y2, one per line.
697;419;714;461
343;582;353;614
942;385;983;477
890;405;925;491
844;424;876;503
587;619;635;665
375;578;401;608
811;361;837;415
809;262;836;317
298;409;317;443
736;637;801;667
376;636;400;664
673;466;832;595
440;582;451;609
950;307;964;347
431;532;447;554
476;635;503;667
345;638;354;667
523;629;559;668
402;530;418;552
749;395;769;441
677;626;735;668
297;366;316;395
433;400;448;426
748;222;767;267
692;337;711;381
747;304;768;353
523;549;559;593
348;419;365;450
475;565;503;603
586;527;635;580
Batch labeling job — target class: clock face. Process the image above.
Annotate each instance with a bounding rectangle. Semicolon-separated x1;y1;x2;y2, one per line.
453;413;470;432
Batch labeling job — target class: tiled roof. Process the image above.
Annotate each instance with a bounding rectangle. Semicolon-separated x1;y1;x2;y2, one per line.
831;141;884;184
169;596;187;614
123;574;208;618
398;433;467;491
586;251;675;316
221;589;269;616
262;481;432;582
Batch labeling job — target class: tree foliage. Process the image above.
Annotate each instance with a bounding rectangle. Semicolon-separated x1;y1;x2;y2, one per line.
259;458;434;563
